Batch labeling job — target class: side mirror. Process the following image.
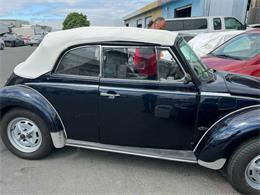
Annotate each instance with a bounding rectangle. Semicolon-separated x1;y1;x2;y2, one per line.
241;24;247;30
184;74;192;84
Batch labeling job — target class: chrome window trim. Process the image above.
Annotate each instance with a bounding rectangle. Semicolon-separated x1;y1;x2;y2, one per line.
101;45;159;48
101;45;188;84
100;76;187;85
50;73;100;81
100;78;193;87
53;45;102;78
99;44;103;77
193;104;260;152
155;45;160;81
26;82;99;89
101;77;160;84
66;139;197;163
100;86;197;96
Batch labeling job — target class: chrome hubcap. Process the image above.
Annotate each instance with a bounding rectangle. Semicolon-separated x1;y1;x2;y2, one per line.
245;155;260;190
7;118;42;153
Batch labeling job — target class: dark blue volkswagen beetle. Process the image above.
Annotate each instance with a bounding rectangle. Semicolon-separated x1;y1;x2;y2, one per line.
0;27;259;194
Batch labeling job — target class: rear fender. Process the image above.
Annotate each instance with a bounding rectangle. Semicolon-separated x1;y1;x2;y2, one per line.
0;85;66;148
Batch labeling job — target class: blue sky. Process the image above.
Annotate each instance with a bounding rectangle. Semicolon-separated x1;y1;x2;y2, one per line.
0;0;154;30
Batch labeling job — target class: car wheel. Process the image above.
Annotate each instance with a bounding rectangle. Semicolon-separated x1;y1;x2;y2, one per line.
11;41;16;47
5;41;10;47
0;108;53;159
227;137;260;194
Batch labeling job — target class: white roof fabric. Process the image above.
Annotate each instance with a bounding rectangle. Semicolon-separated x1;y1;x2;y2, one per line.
14;27;178;79
189;30;244;57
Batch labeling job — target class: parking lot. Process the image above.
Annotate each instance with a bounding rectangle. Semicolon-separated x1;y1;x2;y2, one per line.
0;46;239;194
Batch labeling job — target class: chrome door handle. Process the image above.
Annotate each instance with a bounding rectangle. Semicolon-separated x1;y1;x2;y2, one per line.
100;92;120;99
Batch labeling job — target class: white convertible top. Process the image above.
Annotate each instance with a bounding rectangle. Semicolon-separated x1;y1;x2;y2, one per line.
14;27;178;79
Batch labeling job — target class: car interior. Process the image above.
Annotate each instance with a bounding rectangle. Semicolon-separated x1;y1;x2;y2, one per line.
103;47;184;81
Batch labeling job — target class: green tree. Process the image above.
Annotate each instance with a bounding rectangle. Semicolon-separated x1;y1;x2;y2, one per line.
63;12;90;30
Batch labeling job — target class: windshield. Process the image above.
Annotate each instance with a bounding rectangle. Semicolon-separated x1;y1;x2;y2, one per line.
179;39;212;82
212;33;260;60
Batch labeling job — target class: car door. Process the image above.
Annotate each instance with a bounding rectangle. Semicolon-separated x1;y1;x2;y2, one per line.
224;17;243;30
99;45;199;150
28;45;101;142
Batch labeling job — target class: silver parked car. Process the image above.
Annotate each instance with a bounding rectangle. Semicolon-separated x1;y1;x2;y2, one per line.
28;34;44;46
1;33;24;47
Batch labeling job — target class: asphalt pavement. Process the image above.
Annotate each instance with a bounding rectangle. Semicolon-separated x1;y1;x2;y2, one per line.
0;46;239;194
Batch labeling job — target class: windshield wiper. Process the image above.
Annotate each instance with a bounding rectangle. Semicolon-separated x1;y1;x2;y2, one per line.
214;54;241;60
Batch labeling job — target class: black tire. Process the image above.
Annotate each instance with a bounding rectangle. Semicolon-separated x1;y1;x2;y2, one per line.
0;108;53;159
11;41;16;47
227;137;260;194
5;41;10;47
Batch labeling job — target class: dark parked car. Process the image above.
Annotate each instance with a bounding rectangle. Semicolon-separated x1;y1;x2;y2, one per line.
1;33;24;47
0;27;259;194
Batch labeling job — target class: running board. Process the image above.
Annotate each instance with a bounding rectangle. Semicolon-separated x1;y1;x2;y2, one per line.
66;139;197;163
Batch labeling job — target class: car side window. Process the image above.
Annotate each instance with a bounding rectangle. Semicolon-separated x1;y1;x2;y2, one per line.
157;49;185;81
166;20;184;31
224;17;242;30
102;46;184;81
213;18;222;30
183;19;208;30
223;36;252;53
214;34;260;60
55;46;100;77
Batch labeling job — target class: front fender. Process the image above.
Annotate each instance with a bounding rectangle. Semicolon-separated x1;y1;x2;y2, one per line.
0;85;66;148
194;105;260;170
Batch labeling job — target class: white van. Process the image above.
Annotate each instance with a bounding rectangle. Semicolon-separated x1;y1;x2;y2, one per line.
165;16;245;35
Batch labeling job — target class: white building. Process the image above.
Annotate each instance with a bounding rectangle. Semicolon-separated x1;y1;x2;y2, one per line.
124;0;260;28
0;19;30;28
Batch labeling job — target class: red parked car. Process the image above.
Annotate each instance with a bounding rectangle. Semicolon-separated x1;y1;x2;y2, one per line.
22;36;31;46
201;30;260;77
